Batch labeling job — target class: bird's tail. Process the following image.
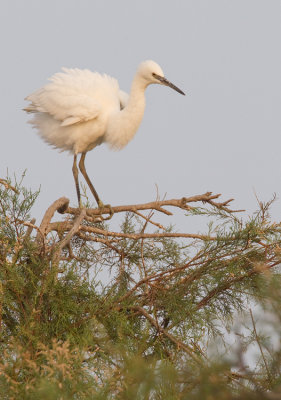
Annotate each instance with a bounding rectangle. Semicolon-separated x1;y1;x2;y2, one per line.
23;105;38;113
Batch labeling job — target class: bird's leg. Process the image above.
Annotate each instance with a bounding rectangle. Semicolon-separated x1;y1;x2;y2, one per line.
79;152;102;208
72;154;82;207
78;153;114;218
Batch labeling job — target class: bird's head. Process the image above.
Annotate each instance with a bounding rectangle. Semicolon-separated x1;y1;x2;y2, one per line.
137;60;185;95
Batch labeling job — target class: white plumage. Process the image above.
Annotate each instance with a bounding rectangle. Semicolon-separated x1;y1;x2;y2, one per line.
24;60;185;207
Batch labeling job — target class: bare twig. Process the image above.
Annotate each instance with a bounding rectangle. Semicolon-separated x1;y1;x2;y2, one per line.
133;210;165;230
59;192;242;218
48;221;215;241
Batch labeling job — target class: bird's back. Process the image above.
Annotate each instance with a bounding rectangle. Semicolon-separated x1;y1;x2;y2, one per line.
25;68;124;154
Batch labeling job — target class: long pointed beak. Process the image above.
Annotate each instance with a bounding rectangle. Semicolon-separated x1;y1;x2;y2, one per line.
152;73;185;95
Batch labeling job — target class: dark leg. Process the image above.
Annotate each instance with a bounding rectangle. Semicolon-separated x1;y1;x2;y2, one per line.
79;152;102;207
72;154;81;206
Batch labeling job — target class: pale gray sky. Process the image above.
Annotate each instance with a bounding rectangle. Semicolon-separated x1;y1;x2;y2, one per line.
1;1;281;226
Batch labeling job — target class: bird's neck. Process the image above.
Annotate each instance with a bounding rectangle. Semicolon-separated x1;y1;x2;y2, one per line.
126;76;147;116
106;76;147;149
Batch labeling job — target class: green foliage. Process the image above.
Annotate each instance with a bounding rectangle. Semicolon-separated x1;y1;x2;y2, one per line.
0;176;281;399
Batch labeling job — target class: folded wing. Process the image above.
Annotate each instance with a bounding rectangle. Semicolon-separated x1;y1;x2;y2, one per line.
25;68;102;127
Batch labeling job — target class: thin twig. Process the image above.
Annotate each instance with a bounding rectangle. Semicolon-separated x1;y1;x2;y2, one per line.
23;218;36;242
249;308;271;383
52;208;86;266
133;210;165;230
131;305;204;366
196;262;279;310
77;232;124;256
0;178;19;194
49;221;215;241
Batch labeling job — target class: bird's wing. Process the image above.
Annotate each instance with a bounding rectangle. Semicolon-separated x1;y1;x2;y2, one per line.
25;68;103;126
118;90;129;110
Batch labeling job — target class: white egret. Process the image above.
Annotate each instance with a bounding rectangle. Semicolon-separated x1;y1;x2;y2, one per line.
24;60;185;207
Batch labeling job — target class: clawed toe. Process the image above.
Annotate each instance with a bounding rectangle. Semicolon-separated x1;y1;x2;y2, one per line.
97;201;114;220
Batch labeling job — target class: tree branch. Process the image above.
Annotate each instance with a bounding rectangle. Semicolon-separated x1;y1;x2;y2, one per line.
36;197;69;245
131;305;204;366
48;221;215;241
58;192;242;218
52;208;86;266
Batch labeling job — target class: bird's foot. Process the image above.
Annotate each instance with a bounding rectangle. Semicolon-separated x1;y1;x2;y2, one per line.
97;200;114;220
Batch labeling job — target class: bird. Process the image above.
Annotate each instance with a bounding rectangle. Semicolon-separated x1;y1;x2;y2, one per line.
24;60;185;208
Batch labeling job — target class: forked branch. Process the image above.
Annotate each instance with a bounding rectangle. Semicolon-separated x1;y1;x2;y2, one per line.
16;192;241;266
32;192;240;254
58;192;243;218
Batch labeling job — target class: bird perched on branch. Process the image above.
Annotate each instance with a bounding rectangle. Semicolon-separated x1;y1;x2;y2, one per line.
24;60;185;208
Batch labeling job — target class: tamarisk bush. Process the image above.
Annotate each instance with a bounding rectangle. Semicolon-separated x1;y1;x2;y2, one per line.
0;176;280;399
